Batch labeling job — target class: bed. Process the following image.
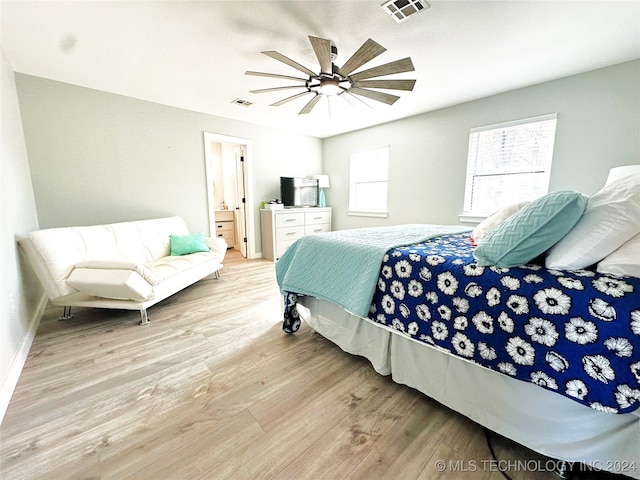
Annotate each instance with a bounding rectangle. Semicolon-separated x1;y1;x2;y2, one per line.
275;178;640;479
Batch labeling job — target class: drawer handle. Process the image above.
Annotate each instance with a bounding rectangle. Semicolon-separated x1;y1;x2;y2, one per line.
217;225;223;228
313;228;322;232
285;232;297;236
313;216;322;220
217;234;223;237
285;218;296;222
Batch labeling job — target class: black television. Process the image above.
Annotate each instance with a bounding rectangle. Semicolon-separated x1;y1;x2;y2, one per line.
280;177;319;208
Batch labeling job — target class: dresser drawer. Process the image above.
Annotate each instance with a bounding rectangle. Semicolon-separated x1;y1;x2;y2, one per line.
215;210;234;222
305;223;330;235
276;225;305;243
215;222;234;234
276;238;299;260
275;212;305;228
305;211;331;225
217;231;234;245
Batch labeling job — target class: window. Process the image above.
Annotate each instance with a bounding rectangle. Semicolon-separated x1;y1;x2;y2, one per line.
462;113;558;220
348;146;389;217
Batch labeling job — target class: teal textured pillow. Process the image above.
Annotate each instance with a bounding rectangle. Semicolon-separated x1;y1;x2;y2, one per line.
473;190;588;267
170;231;210;256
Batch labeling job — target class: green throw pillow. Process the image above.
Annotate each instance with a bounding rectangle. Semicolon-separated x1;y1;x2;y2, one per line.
473;190;588;268
170;231;210;256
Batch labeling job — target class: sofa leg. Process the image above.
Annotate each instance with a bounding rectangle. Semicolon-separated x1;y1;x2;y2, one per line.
139;308;149;325
59;306;73;320
214;270;221;280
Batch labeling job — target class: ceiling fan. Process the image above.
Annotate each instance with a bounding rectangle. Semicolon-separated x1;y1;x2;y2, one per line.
245;35;416;115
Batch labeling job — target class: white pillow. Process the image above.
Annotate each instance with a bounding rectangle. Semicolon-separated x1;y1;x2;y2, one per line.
546;172;640;270
471;201;529;245
597;232;640;278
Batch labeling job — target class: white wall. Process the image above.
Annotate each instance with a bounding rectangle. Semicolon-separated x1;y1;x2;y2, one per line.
0;50;45;421
15;74;323;256
323;60;640;231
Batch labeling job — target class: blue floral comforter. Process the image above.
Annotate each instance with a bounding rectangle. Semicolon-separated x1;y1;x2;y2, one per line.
283;232;640;413
368;232;640;413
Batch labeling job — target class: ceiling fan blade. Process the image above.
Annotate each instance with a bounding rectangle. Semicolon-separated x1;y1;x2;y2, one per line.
352;79;416;91
309;36;333;75
349;87;400;105
338;38;386;77
349;57;415;81
299;94;322;114
261;51;317;77
342;91;374;109
270;91;313;106
250;85;308;94
245;71;309;82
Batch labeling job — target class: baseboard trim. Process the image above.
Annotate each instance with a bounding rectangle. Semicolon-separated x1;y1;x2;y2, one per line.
0;293;47;424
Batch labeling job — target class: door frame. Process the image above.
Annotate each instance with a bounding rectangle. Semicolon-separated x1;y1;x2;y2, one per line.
203;132;256;259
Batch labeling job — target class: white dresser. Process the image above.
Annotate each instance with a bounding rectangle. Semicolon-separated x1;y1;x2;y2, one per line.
214;210;235;247
261;207;331;261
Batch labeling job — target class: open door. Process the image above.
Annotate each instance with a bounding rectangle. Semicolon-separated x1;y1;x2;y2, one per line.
235;146;248;257
203;132;254;259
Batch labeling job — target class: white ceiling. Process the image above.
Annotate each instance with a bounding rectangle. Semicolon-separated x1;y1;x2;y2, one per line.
2;1;639;138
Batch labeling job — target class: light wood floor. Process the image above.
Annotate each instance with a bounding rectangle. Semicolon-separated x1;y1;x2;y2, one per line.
0;250;630;480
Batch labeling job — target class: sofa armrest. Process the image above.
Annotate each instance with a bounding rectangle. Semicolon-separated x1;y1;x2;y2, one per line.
206;237;228;263
206;237;228;253
67;265;155;301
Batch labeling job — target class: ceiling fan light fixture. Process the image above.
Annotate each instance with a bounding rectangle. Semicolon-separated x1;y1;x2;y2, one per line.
318;78;342;96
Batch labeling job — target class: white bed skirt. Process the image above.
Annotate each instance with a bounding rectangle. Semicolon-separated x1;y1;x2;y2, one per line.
297;296;640;479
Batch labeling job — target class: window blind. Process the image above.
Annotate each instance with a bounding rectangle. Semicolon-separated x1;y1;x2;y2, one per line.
349;146;389;213
463;114;558;215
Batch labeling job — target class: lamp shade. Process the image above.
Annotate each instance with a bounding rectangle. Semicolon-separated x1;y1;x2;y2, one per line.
313;174;330;188
606;165;640;186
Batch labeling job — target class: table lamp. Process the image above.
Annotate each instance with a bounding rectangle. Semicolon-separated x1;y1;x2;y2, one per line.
314;175;330;208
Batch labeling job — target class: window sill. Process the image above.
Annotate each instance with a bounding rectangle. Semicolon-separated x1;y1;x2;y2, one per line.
347;209;389;218
459;213;488;225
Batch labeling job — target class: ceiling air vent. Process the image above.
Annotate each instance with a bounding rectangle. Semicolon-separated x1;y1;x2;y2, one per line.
231;98;254;107
381;0;429;23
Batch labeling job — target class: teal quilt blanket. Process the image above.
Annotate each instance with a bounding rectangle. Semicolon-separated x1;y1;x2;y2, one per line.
276;224;471;318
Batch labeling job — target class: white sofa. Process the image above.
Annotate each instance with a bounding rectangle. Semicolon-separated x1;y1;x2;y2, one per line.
19;216;227;325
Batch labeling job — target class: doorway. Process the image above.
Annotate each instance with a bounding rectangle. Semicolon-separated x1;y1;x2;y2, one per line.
203;132;254;258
